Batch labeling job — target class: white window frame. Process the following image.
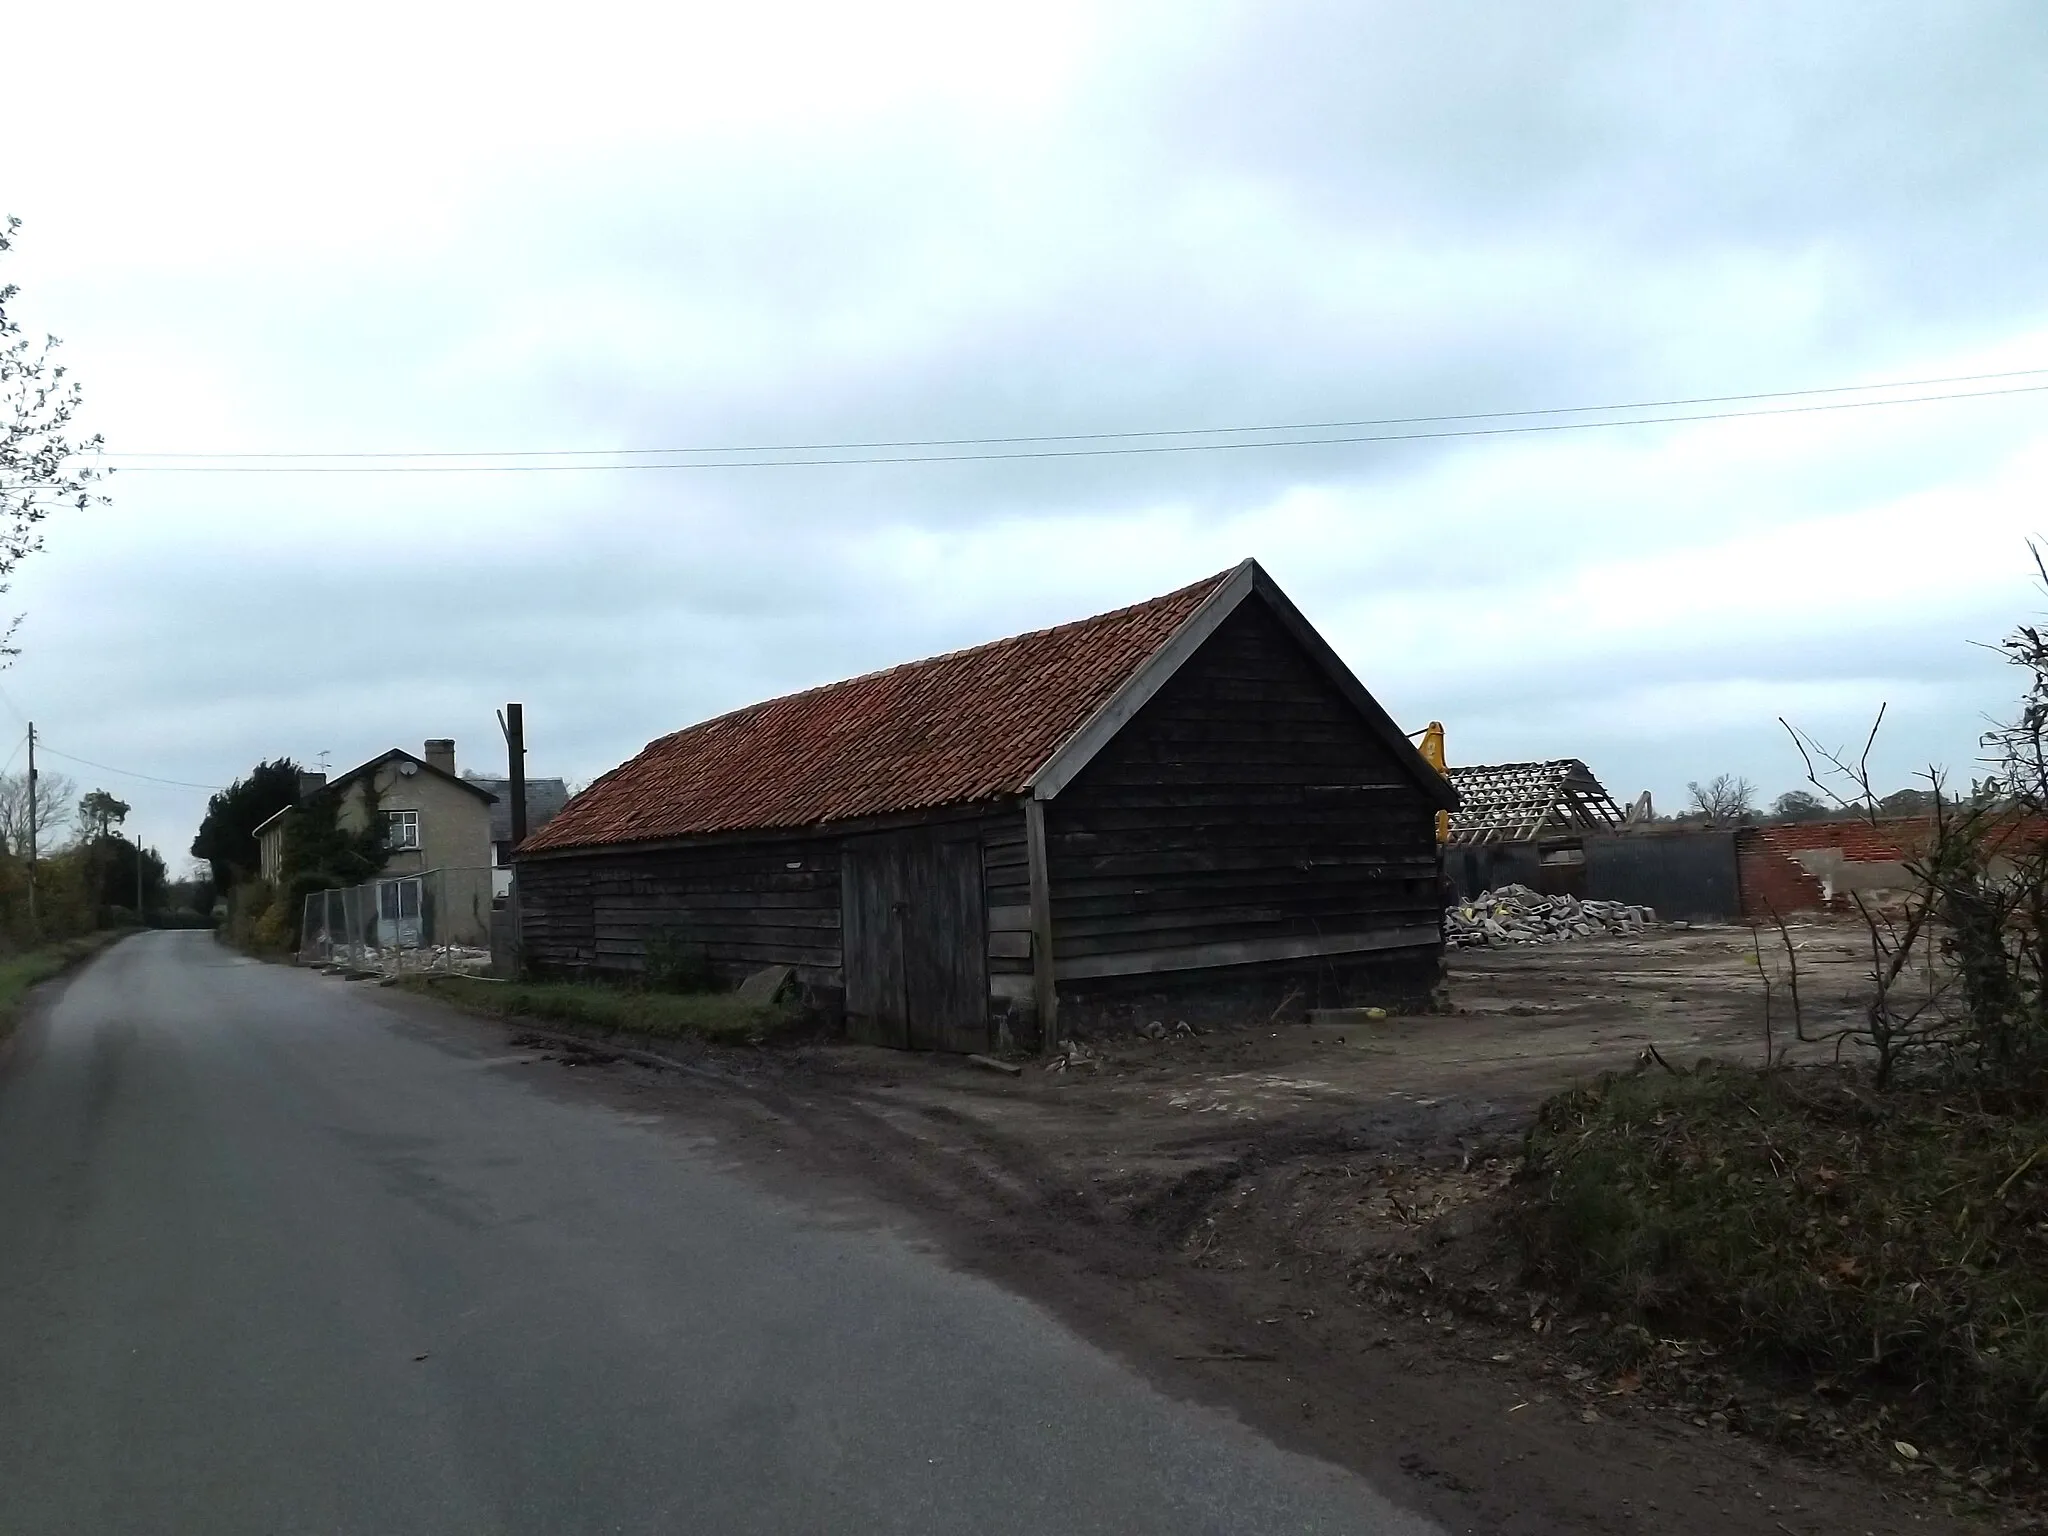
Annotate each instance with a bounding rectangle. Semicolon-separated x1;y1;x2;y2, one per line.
378;876;422;922
385;809;421;850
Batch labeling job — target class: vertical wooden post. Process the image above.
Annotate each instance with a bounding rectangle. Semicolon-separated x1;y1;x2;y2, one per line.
1024;796;1058;1055
504;702;528;848
25;722;37;927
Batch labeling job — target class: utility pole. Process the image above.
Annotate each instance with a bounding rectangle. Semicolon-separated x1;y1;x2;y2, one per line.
25;722;37;926
497;703;528;848
136;835;146;917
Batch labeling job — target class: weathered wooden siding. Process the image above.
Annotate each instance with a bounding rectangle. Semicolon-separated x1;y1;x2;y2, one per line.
518;805;1030;1032
1046;600;1441;1021
981;810;1032;1008
517;834;846;985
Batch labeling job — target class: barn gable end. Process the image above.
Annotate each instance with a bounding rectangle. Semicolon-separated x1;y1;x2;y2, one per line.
1043;597;1444;1030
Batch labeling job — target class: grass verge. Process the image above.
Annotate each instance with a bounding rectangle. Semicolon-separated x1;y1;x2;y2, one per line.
0;931;135;1041
1516;1060;2048;1484
401;974;789;1045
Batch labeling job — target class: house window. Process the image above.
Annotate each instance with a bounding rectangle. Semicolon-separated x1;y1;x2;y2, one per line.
378;877;422;922
385;810;421;850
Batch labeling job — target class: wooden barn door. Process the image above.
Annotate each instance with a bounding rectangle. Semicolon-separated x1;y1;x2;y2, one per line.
841;830;987;1052
842;836;910;1048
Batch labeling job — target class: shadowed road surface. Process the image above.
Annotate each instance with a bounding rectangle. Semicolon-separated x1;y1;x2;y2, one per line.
0;933;1440;1535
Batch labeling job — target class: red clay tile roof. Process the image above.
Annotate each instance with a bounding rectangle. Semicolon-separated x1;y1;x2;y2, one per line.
523;571;1232;853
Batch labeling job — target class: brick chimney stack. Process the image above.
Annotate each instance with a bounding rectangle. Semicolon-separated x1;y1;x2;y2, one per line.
424;738;456;776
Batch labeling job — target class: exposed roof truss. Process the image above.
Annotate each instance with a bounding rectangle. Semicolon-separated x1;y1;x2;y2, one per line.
1445;759;1623;845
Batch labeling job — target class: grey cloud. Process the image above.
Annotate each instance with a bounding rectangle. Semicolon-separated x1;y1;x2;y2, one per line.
11;0;2048;862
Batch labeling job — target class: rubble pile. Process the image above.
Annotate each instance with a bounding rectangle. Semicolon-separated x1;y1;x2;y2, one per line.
1445;884;1655;948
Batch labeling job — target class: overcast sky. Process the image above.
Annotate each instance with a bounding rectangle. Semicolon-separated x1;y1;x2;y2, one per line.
4;0;2046;865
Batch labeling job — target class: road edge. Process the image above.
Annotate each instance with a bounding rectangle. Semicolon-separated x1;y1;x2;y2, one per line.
0;928;140;1072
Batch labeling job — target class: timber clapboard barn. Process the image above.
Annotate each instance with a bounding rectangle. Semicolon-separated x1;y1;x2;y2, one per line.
516;560;1458;1050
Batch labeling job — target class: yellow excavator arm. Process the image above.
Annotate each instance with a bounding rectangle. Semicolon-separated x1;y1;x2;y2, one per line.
1416;720;1450;844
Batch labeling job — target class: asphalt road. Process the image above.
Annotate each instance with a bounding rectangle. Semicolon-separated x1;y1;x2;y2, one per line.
0;933;1440;1536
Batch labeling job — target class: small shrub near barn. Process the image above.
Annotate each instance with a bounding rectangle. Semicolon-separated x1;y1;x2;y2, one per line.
1517;1063;2048;1477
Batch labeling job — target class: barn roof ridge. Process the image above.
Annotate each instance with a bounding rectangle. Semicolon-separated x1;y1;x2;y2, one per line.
524;560;1453;855
637;567;1237;757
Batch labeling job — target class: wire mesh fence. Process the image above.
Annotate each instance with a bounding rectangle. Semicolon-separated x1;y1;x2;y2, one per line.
298;866;496;976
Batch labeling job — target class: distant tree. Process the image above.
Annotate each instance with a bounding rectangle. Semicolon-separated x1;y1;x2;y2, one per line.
1877;786;1937;817
164;867;216;917
2;216;106;658
190;759;303;889
89;834;166;913
0;766;75;854
1687;773;1758;823
1769;789;1830;822
78;787;130;841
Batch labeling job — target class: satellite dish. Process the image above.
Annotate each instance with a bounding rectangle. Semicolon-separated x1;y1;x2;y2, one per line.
399;761;419;777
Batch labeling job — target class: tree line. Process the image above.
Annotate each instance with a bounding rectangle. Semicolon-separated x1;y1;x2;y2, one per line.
1673;772;1958;827
0;769;203;942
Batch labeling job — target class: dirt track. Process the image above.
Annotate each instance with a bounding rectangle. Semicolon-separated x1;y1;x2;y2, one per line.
390;922;1986;1535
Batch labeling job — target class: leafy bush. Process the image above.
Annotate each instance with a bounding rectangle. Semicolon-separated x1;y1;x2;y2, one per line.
0;844;95;945
1518;1062;2048;1466
222;879;294;955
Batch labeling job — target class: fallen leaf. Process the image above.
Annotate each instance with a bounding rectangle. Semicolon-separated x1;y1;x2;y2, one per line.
1894;1440;1919;1461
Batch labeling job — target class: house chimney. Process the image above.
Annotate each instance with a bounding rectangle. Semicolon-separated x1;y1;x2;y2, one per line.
424;738;456;776
297;770;328;800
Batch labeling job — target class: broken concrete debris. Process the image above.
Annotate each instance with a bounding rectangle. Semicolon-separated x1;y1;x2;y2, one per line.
1045;1039;1099;1072
1445;884;1655;948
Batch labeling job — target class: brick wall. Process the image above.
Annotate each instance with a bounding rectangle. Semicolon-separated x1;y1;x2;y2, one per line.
1735;831;1828;917
1736;814;2048;916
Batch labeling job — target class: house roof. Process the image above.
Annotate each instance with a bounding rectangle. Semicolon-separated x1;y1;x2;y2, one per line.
330;748;498;805
1445;759;1623;845
524;559;1456;857
464;776;573;844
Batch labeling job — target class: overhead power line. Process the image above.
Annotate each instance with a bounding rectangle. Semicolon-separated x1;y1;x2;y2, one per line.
32;744;224;791
103;380;2048;474
0;683;222;789
100;364;2048;463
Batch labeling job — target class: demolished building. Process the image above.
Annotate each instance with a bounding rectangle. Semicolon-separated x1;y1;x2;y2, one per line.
1443;758;1627;897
